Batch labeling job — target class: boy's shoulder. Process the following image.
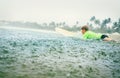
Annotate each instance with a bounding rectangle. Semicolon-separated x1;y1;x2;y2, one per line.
85;31;94;34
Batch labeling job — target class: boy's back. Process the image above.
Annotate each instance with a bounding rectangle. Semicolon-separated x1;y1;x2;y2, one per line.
83;31;102;40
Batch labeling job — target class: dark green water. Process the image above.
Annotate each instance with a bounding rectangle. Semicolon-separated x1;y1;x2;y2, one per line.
0;29;120;78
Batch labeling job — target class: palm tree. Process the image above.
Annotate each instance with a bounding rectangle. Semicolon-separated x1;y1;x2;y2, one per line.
112;18;120;33
94;19;100;25
90;16;96;21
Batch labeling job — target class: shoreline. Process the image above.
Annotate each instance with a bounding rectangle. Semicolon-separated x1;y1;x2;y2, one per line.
0;26;120;42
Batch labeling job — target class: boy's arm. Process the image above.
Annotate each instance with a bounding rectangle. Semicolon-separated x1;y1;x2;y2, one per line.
82;34;88;40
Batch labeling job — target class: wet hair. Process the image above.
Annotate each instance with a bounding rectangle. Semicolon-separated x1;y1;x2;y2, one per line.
81;25;89;31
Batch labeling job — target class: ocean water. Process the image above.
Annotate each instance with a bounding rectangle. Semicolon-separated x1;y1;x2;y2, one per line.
0;29;120;78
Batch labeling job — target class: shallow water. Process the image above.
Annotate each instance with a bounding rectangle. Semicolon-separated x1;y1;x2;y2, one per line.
0;29;120;78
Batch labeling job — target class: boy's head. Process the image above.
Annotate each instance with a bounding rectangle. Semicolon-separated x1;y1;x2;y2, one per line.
81;25;89;34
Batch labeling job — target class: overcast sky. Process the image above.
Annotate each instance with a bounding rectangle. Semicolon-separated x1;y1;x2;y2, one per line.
0;0;120;25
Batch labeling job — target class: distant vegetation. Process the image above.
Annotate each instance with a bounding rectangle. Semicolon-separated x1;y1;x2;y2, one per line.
88;16;120;33
0;16;120;33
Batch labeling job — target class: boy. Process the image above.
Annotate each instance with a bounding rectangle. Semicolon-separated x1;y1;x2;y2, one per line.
81;25;112;41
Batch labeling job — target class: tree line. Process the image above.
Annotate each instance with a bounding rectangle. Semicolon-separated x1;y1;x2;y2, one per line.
88;16;120;33
0;16;120;33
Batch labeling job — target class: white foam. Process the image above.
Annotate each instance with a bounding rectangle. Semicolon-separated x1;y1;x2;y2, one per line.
0;26;56;34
